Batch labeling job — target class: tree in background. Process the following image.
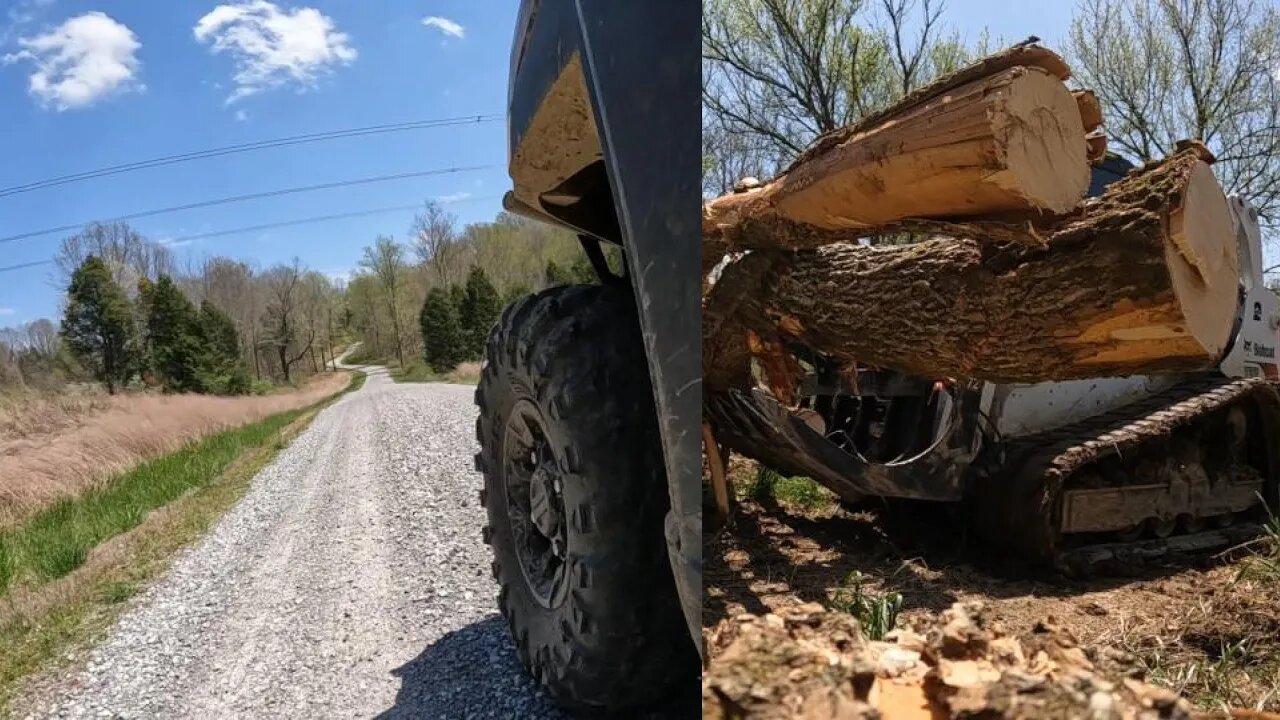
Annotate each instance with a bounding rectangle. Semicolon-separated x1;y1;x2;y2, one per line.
55;221;174;291
139;275;205;393
0;319;68;390
1068;0;1280;225
502;283;531;307
360;236;409;368
702;0;973;193
198;300;250;394
459;266;502;358
261;261;313;383
410;201;466;287
448;284;467;315
61;256;137;394
420;288;464;372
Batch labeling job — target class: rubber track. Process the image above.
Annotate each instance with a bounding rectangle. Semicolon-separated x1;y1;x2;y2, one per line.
984;376;1280;571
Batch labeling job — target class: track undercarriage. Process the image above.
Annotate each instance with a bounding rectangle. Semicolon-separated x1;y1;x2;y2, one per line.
975;376;1280;573
708;375;1280;574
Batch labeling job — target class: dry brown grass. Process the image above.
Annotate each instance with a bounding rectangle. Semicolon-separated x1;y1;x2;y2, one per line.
0;373;350;528
0;386;112;443
444;361;482;385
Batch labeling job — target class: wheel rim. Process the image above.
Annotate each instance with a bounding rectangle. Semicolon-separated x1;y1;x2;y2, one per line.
502;398;570;608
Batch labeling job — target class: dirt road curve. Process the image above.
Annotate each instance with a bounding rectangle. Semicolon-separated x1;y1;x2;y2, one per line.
21;366;566;719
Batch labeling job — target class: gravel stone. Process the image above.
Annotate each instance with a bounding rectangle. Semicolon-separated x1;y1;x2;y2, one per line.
21;366;566;719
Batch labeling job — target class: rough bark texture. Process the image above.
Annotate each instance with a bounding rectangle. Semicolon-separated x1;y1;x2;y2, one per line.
704;147;1238;390
703;46;1091;259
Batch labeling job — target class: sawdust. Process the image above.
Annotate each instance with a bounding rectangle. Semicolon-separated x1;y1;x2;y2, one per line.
704;600;1196;719
705;491;1280;714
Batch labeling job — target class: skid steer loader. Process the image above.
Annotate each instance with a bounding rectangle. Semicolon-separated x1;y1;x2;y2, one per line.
707;158;1280;572
471;0;700;714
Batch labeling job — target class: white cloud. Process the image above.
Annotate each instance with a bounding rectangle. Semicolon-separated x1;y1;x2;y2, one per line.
0;307;15;316
194;1;356;103
234;108;249;121
421;16;463;39
3;11;142;111
436;191;471;203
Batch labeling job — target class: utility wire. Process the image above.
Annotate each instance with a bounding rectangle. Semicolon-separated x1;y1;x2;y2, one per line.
0;165;494;245
0;195;502;275
0;114;502;199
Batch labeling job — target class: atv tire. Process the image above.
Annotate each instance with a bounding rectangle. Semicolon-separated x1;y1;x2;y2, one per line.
474;283;696;712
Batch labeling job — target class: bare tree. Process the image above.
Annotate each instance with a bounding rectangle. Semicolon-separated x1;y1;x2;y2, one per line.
360;236;409;367
409;201;465;286
261;260;313;383
701;0;972;191
1069;0;1280;226
54;221;174;291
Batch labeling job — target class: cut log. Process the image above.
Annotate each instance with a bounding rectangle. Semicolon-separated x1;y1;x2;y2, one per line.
704;146;1240;389
703;48;1092;255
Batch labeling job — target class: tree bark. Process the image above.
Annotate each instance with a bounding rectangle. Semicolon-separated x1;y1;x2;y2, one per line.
705;146;1239;389
702;48;1093;257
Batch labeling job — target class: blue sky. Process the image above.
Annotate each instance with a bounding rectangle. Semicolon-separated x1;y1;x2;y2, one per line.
0;0;516;324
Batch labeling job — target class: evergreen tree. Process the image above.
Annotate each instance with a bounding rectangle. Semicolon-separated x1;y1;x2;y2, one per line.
448;284;466;314
502;283;531;307
459;266;501;359
420;287;463;372
198;300;249;394
142;275;204;393
544;259;573;286
61;256;137;394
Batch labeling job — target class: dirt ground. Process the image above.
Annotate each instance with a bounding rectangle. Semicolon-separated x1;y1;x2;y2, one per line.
705;466;1280;712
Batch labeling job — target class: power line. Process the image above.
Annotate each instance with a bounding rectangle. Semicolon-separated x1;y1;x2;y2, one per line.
0;165;494;245
0;259;55;274
0;195;502;275
0;114;502;199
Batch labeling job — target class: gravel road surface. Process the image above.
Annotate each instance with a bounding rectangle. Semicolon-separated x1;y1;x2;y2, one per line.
22;366;566;719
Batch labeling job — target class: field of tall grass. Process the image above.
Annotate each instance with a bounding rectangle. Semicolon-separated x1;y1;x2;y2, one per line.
0;373;350;528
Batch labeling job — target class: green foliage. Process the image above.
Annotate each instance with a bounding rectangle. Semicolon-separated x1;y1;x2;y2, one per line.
545;259;574;286
1237;510;1280;584
420;287;464;372
448;284;466;313
459;266;502;359
60;256;138;394
0;406;306;593
197;300;249;395
828;571;902;640
139;275;205;393
739;466;836;510
502;283;532;307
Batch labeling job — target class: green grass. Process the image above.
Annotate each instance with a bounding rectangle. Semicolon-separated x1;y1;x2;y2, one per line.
1237;512;1280;584
346;369;367;393
827;571;902;640
738;466;837;511
390;360;440;383
0;372;364;711
0;409;307;594
0;369;365;596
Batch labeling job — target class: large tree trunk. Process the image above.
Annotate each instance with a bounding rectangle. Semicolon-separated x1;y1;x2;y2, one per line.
705;146;1239;390
702;46;1096;262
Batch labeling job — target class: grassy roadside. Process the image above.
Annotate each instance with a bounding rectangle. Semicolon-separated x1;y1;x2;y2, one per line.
0;371;362;712
389;360;481;386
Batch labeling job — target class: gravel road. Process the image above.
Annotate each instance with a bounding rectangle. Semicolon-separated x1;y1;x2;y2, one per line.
22;366;567;719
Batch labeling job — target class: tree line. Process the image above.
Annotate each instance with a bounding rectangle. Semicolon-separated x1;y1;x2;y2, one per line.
1;221;343;396
3;201;614;395
344;201;602;372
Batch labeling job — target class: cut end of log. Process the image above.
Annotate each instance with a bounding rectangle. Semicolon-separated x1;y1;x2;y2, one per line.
1167;161;1239;358
990;68;1090;215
